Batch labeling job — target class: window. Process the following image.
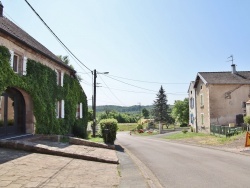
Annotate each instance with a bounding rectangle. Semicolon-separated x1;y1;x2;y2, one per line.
201;113;204;125
190;113;193;124
56;100;64;118
55;70;64;86
9;50;27;75
76;103;83;119
200;94;204;107
13;54;19;73
190;97;194;109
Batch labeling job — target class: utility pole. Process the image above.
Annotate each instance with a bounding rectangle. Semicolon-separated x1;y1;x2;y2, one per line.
92;69;108;137
93;69;97;137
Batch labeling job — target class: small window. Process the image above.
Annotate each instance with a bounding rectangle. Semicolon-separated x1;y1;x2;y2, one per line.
200;94;204;106
201;113;204;125
13;55;19;73
190;113;193;124
190;97;194;109
56;70;64;86
9;50;27;75
201;85;202;89
56;100;64;118
191;91;192;94
76;103;83;119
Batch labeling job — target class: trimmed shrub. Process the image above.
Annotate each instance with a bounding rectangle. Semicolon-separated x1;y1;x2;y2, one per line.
244;116;250;125
100;119;118;144
137;124;143;130
182;129;188;134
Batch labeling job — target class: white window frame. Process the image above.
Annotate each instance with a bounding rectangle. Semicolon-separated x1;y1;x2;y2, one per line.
79;103;82;118
61;71;64;87
56;100;65;119
9;50;14;68
23;56;27;75
76;103;83;119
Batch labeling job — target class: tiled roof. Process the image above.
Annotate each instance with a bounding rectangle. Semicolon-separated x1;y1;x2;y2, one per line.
0;16;75;73
198;71;250;85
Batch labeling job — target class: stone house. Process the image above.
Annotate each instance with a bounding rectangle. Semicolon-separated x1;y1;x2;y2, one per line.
0;2;86;137
191;64;250;132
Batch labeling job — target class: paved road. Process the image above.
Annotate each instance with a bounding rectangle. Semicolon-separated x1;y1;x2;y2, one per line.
117;132;250;188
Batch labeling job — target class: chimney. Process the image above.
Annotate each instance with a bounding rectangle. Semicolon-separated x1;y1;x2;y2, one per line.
0;1;3;17
231;64;236;74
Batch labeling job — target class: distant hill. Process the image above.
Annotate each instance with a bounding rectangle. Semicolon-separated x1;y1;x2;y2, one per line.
88;105;154;113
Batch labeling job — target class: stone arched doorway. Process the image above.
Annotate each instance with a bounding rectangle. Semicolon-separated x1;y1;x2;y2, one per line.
0;87;26;137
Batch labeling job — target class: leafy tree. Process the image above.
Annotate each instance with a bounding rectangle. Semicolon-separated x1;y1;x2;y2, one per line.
171;98;189;125
152;86;169;123
142;108;149;119
88;110;93;122
58;55;70;65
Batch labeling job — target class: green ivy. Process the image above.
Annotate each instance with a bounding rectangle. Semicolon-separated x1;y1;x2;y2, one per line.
0;45;88;138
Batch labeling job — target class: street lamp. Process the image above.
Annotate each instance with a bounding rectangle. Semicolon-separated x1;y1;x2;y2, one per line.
92;69;109;137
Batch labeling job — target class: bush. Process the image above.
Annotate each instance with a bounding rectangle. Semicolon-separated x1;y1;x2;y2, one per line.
180;123;188;127
100;119;118;144
190;126;194;132
182;129;188;134
244;116;250;125
137;124;143;130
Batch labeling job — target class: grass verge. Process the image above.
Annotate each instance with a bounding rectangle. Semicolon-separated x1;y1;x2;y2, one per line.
163;132;245;146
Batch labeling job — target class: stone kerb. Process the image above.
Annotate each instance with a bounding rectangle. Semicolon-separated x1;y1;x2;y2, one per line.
69;137;115;150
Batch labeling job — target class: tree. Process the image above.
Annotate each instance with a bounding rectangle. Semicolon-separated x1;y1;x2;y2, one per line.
142;108;149;119
152;86;169;123
171;98;189;125
88;110;93;122
57;55;70;65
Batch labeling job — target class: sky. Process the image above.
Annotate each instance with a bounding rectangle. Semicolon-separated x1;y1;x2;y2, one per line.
2;0;250;106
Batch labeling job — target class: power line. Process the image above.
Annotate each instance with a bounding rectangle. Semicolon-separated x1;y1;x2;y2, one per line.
105;75;157;92
107;74;189;85
24;0;92;72
99;75;125;106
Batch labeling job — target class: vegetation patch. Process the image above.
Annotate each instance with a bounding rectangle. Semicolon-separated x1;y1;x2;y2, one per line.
117;123;138;131
164;132;246;146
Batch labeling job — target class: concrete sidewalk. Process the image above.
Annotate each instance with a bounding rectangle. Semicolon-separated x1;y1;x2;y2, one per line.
0;135;152;187
0;148;119;187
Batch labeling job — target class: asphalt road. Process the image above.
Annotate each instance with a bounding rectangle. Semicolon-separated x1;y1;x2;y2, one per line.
116;132;250;188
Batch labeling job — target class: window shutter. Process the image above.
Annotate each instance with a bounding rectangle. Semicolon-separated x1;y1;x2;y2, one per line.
76;104;78;118
80;103;83;118
61;71;64;86
9;50;14;68
61;100;65;118
23;56;27;75
56;101;59;118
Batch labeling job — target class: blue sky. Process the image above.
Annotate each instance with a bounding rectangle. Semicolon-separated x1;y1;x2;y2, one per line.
2;0;250;106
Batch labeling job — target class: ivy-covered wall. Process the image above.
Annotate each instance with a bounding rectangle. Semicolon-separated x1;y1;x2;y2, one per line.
0;45;88;138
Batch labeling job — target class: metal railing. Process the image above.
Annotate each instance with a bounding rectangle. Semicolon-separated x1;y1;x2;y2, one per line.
210;124;243;137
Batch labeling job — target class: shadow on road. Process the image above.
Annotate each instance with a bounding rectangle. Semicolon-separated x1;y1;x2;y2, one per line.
115;144;124;153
